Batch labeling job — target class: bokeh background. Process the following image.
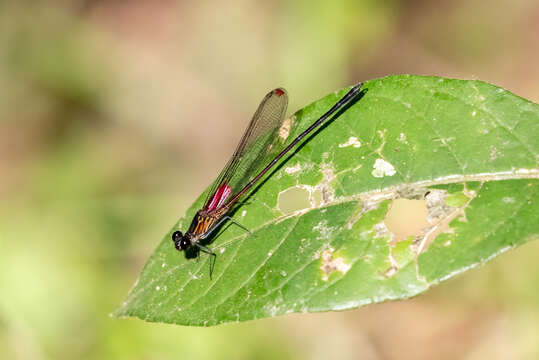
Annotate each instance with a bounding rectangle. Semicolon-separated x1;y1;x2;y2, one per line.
1;1;539;359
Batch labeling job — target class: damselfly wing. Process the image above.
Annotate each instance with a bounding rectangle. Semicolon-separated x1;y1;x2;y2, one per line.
204;88;289;214
172;84;363;278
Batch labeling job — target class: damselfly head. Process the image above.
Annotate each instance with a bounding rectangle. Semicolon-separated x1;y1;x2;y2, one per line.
172;230;190;251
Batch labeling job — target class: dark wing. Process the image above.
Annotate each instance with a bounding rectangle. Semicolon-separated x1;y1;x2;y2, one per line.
204;88;288;211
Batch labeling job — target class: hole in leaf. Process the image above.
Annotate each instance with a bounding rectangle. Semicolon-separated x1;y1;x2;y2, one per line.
385;199;429;244
277;186;311;214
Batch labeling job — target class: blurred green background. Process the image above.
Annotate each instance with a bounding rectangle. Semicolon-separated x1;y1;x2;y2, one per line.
1;1;539;359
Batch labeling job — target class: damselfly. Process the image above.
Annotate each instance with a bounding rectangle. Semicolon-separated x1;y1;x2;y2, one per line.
172;84;363;278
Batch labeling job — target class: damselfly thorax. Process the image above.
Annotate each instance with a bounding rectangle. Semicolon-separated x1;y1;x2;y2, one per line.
172;184;240;251
187;212;217;240
186;206;231;242
171;84;364;279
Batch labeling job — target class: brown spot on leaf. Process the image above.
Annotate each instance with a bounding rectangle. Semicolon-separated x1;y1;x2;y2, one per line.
320;249;351;281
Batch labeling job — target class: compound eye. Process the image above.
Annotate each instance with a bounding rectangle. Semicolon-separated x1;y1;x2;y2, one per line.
179;238;190;250
171;231;183;243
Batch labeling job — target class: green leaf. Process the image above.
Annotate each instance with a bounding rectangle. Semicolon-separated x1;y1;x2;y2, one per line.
114;75;539;326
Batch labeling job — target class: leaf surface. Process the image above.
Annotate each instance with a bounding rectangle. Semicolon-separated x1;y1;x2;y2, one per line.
114;75;539;326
